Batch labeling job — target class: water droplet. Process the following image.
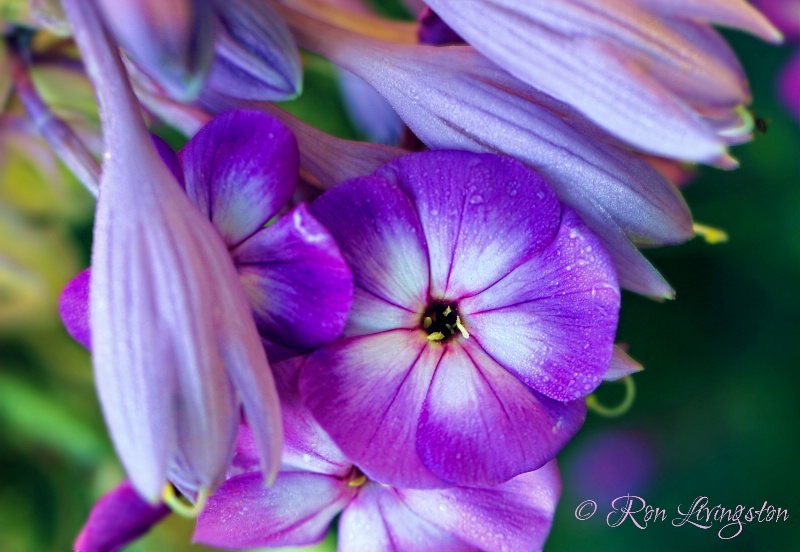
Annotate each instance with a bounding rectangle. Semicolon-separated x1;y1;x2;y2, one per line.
469;194;485;205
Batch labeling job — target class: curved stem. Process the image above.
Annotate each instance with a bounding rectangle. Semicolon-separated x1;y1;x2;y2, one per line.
586;376;636;418
162;485;207;518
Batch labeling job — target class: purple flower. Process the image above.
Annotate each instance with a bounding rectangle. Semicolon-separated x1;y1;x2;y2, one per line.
423;0;781;161
779;52;800;120
193;357;562;552
418;7;463;46
175;110;354;360
74;481;171;552
294;151;619;489
201;0;303;102
95;0;215;100
62;110;354;361
754;0;799;40
62;0;328;502
96;0;301;101
277;7;692;298
58;108;353;499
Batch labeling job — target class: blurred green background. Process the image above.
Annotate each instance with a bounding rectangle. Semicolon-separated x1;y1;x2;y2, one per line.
1;10;798;552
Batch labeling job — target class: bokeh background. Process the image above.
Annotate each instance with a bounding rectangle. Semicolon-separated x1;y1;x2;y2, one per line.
1;4;798;551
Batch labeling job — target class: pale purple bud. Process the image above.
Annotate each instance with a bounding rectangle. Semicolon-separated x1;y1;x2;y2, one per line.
424;0;779;161
63;0;282;500
203;0;302;101
94;0;215;101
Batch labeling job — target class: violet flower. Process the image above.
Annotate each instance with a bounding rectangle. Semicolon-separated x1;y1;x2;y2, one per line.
756;0;800;121
424;0;782;161
61;0;286;501
95;0;301;102
95;0;215;100
61;109;354;362
74;481;171;552
298;151;619;489
779;53;800;120
277;6;692;298
194;357;561;552
174;109;354;360
202;0;303;102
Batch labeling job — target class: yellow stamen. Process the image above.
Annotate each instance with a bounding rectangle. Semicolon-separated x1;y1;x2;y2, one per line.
348;474;368;487
693;223;728;245
427;331;446;342
162;485;208;518
455;316;470;339
586;376;636;418
442;305;452;316
422;316;433;329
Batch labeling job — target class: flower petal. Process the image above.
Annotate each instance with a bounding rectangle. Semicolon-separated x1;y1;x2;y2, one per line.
779;52;800;121
643;0;783;43
274;356;352;476
95;0;214;100
232;203;353;353
300;331;448;488
423;0;726;161
417;339;586;486
151;134;184;185
65;0;282;499
604;345;644;381
179;109;299;247
279;16;690;297
461;208;620;401
204;0;302;101
285;14;695;244
59;268;91;350
376;151;562;299
338;68;404;145
197;100;408;190
310;173;430;328
418;7;463;46
74;481;170;552
194;472;353;549
577;201;674;299
214;294;284;486
339;484;476;552
400;462;561;552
